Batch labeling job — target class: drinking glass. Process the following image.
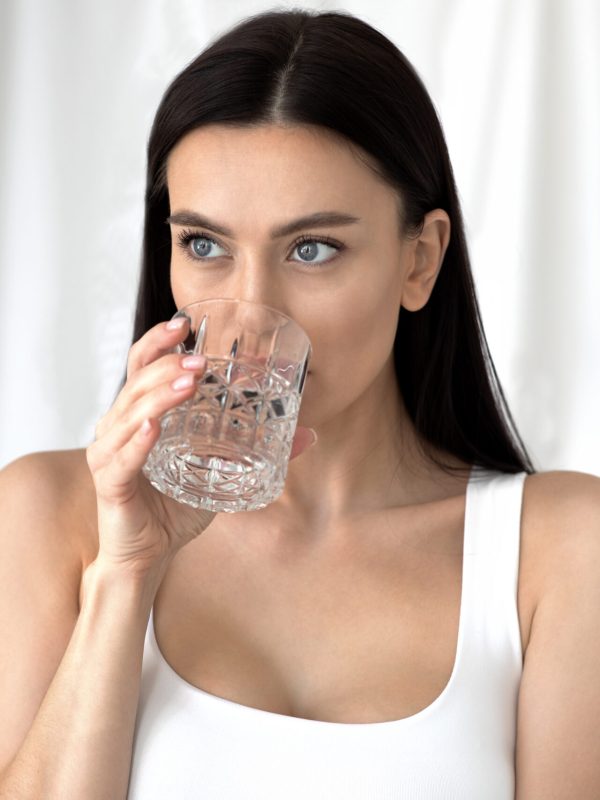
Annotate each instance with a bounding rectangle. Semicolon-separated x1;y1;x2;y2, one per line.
142;298;312;513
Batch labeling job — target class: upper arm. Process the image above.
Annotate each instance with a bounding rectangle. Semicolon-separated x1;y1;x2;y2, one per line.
515;470;600;799
0;451;87;776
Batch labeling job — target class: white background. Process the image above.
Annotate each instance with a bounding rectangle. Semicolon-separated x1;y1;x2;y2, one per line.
1;0;598;474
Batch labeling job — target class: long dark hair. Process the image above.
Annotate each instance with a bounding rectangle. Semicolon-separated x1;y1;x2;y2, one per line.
120;7;536;477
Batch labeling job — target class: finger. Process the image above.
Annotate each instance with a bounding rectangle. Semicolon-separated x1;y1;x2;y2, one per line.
289;427;318;460
126;316;191;380
96;316;192;441
97;351;206;440
93;417;161;505
88;371;202;473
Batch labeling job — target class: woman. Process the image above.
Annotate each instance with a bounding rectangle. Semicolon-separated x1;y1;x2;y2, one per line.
0;8;598;799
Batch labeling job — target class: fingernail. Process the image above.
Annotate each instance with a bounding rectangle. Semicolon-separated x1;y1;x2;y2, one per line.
181;355;206;370
166;317;187;330
308;429;318;447
171;374;195;391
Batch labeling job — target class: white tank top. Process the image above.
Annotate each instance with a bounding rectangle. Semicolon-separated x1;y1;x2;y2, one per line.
127;466;526;799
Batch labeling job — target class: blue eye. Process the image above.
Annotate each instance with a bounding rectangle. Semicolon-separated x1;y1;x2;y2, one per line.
177;232;227;260
175;229;344;268
290;236;341;265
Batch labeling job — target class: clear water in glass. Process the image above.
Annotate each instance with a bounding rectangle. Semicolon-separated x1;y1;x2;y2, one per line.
142;355;300;512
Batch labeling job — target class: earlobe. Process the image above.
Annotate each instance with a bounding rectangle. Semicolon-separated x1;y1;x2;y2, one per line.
399;209;450;312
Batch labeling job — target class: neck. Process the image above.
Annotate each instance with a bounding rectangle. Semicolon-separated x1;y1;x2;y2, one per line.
254;359;471;534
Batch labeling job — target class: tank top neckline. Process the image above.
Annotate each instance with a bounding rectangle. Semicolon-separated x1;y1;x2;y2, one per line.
148;463;493;730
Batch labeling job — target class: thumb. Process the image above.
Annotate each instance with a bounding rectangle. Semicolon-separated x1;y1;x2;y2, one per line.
289;426;318;460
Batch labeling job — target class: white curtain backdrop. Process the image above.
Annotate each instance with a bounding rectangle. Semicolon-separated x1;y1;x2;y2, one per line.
1;0;598;473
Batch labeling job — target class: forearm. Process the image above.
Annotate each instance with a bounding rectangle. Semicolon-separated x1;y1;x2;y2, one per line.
0;562;162;800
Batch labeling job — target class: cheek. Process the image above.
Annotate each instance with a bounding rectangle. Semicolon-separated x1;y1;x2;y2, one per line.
308;282;400;395
170;268;185;309
170;267;205;311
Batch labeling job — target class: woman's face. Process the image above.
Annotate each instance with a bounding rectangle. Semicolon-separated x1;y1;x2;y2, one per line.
167;123;433;428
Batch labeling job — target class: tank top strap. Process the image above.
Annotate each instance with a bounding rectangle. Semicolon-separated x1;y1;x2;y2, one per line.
462;467;528;671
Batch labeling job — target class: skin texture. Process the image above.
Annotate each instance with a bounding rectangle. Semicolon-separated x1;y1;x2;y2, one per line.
167;122;466;540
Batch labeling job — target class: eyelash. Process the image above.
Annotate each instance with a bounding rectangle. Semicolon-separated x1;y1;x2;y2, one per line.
175;229;344;267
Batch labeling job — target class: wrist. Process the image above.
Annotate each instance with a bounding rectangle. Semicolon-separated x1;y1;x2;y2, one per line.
81;556;169;615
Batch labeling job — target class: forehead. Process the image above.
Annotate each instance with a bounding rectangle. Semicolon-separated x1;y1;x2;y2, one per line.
169;123;363;170
166;123;395;210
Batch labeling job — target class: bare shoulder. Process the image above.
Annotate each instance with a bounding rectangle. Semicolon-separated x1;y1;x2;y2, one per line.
521;468;600;600
522;467;600;518
0;447;98;570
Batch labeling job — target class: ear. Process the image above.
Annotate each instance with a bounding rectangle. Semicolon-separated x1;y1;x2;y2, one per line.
400;209;451;312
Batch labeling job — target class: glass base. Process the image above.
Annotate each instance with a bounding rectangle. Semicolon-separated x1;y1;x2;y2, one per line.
142;438;286;513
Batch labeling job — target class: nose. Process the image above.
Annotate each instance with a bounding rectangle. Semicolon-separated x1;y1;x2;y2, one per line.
227;259;289;320
218;260;309;380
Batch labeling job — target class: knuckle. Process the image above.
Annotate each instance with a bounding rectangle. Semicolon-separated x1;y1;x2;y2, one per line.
126;344;141;378
86;441;102;472
128;338;141;359
123;368;141;397
94;415;106;440
119;405;135;431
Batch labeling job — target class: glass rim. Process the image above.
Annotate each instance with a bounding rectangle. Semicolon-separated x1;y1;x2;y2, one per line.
173;297;310;344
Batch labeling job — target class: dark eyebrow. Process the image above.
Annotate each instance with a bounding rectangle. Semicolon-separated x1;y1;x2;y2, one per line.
165;210;361;239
